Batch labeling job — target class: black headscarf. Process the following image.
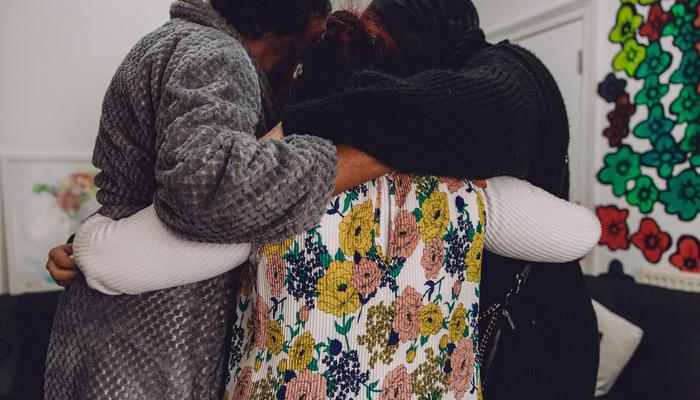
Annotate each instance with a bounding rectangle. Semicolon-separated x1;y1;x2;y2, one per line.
365;0;488;75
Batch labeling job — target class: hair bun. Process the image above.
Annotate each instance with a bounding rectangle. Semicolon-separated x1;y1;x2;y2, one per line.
290;10;401;103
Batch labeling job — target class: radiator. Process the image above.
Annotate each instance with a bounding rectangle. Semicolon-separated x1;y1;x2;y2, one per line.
638;266;700;293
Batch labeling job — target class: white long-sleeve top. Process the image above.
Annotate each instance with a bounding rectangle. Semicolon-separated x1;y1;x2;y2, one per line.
73;176;601;295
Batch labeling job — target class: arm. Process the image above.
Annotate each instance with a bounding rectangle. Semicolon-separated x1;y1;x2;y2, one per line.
72;206;252;295
70;176;599;296
483;176;601;263
261;125;392;196
152;37;338;244
282;53;539;178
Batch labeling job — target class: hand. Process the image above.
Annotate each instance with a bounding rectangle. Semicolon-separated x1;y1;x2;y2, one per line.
46;244;80;287
260;122;285;141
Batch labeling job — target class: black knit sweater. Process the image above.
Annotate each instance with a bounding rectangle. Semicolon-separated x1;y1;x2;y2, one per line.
283;42;599;400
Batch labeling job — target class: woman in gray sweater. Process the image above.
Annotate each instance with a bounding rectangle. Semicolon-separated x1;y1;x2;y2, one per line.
44;1;391;399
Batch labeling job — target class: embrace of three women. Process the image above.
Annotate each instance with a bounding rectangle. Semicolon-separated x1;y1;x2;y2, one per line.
43;0;602;399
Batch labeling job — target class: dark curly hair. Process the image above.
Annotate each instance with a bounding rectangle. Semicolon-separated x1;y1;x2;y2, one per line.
290;10;402;103
210;0;332;38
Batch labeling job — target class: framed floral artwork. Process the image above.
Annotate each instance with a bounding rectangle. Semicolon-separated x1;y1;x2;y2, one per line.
1;152;99;294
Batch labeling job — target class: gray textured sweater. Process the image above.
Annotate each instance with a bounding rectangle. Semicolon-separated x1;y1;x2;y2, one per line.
45;1;336;399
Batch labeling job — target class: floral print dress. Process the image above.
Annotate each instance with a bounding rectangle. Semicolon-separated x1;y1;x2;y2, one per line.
224;173;486;400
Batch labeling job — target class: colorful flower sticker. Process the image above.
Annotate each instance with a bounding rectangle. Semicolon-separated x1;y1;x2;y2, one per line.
610;5;645;44
673;21;700;52
659;168;700;221
670;51;700;87
596;205;631;251
641;135;686;179
598;73;628;103
626;175;660;213
604;94;637;147
613;39;647;77
604;119;631;147
670;86;700;123
635;42;672;78
679;123;700;167
630;218;672;263
598;146;642;196
633;104;674;141
669;235;700;273
662;3;695;37
640;3;670;42
634;75;670;107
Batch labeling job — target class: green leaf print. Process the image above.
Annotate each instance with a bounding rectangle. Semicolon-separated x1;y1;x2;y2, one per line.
334;248;346;262
308;357;319;371
413;208;423;222
320;252;333;268
420;335;429;346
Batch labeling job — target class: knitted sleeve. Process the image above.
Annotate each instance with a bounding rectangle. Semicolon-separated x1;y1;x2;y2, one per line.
282;53;538;179
153;37;337;244
71;177;600;295
482;177;601;263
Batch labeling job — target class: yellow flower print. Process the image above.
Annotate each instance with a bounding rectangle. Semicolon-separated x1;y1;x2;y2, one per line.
439;334;450;349
418;191;451;243
277;358;288;374
266;320;285;355
317;261;361;317
466;231;484;283
289;332;315;370
339;200;375;257
262;238;294;260
406;348;417;364
419;302;444;337
477;191;486;227
254;357;262;371
449;304;468;342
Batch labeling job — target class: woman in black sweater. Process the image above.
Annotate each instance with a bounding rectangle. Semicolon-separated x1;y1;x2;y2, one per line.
281;0;599;398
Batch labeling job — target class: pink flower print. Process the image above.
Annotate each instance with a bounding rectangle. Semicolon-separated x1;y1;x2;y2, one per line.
231;367;253;400
376;177;384;211
380;365;413;400
442;176;465;193
266;254;285;297
285;370;328;400
351;258;382;295
453;280;462;297
254;296;269;349
389;211;421;259
421;237;445;279
449;338;475;400
392;287;423;342
393;173;412;207
299;305;310;323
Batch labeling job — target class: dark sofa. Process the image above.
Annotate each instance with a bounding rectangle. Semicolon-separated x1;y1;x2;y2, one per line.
586;276;700;400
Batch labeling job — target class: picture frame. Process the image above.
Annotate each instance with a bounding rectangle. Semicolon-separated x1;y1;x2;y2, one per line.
1;152;98;295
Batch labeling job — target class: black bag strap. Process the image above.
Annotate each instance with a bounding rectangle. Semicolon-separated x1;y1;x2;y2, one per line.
478;263;534;390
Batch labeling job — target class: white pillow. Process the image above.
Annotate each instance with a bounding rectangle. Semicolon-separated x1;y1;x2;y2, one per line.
593;300;644;397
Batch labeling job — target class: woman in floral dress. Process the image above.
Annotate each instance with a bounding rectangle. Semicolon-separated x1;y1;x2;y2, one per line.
65;10;601;400
230;175;488;400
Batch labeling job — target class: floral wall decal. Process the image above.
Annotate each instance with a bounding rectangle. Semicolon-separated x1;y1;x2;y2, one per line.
595;0;699;275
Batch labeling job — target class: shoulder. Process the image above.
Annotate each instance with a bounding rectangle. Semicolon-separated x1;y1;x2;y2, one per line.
166;20;256;79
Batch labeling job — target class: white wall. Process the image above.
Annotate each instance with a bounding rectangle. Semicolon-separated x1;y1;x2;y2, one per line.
0;1;172;293
472;0;577;33
0;0;172;154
